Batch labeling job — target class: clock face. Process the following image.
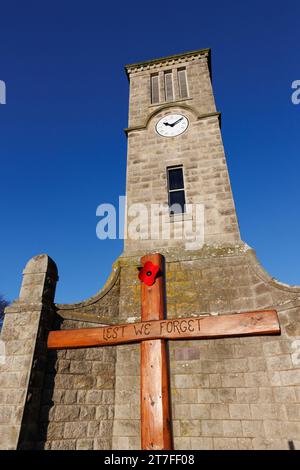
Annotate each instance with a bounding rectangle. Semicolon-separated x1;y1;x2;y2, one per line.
156;113;189;137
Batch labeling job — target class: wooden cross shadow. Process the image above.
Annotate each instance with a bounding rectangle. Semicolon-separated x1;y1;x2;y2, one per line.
48;253;280;450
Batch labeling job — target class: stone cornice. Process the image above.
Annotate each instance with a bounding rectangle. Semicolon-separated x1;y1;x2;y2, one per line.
48;244;300;325
125;48;211;78
4;301;56;314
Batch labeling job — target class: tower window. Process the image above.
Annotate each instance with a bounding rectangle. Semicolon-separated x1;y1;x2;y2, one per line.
151;74;159;104
164;71;174;101
167;166;186;214
178;68;188;99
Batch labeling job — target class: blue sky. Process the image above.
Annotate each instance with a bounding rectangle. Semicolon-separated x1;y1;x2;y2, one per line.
0;1;299;304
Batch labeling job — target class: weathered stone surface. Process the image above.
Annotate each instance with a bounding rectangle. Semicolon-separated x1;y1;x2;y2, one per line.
54;405;81;422
2;244;300;451
51;439;76;450
124;50;240;256
28;248;300;451
0;254;58;450
76;439;94;450
64;422;88;439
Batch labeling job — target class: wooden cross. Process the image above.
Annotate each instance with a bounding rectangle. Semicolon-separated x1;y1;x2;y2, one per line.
47;253;280;450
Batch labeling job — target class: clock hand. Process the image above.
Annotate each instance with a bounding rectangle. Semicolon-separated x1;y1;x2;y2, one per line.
170;117;184;127
163;121;172;126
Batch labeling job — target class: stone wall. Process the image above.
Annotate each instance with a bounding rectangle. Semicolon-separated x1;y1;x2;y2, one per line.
112;244;300;450
125;50;240;255
39;320;116;450
1;245;300;450
0;256;120;450
126;49;215;129
0;255;58;450
34;261;121;450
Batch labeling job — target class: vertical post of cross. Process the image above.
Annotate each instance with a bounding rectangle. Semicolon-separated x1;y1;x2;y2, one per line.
140;253;173;450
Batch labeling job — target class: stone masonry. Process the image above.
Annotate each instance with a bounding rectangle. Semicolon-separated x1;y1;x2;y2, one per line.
0;49;299;450
1;246;300;450
0;255;58;449
124;49;240;253
113;246;300;450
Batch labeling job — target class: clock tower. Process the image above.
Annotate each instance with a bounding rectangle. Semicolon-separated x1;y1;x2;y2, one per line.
124;48;240;254
1;48;300;452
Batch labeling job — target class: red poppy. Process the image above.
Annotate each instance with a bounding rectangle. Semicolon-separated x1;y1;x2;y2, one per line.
138;261;160;286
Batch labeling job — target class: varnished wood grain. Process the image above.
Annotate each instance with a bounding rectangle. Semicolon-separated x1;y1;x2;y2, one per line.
140;253;173;450
47;309;280;350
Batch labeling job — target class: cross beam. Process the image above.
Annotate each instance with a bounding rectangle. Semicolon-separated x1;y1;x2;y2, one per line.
47;253;280;450
48;311;280;350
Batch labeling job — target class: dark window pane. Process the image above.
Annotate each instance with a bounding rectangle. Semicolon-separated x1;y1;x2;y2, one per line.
169;190;185;214
168;168;184;190
164;72;174;101
151;75;159;104
178;69;188;98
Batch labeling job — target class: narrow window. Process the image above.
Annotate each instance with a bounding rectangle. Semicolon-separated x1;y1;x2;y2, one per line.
151;74;159;104
164;71;174;101
167;166;186;214
178;68;188;99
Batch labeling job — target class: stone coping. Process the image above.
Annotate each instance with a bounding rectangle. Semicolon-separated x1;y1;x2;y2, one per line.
125;48;211;76
47;243;300;325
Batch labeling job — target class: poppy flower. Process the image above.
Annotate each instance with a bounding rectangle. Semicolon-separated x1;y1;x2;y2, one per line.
138;261;160;286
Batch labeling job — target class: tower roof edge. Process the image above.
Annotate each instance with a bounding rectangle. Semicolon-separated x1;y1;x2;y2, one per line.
124;48;211;78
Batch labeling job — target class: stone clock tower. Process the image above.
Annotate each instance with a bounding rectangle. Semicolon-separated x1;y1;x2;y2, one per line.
124;49;240;253
1;49;300;451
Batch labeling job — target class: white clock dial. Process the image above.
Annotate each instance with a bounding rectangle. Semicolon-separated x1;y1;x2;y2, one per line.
156;113;189;137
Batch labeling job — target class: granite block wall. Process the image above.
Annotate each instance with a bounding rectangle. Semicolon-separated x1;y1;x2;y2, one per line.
112;246;300;450
1;245;300;450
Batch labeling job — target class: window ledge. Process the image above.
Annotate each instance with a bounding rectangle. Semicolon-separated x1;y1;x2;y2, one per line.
164;213;193;224
149;97;193;108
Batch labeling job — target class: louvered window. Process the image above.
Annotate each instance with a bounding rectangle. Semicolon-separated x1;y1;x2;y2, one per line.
178;68;188;99
167;166;186;214
164;71;174;101
151;74;159;104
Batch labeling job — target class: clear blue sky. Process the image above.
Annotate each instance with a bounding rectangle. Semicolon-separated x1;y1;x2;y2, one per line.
0;1;299;304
